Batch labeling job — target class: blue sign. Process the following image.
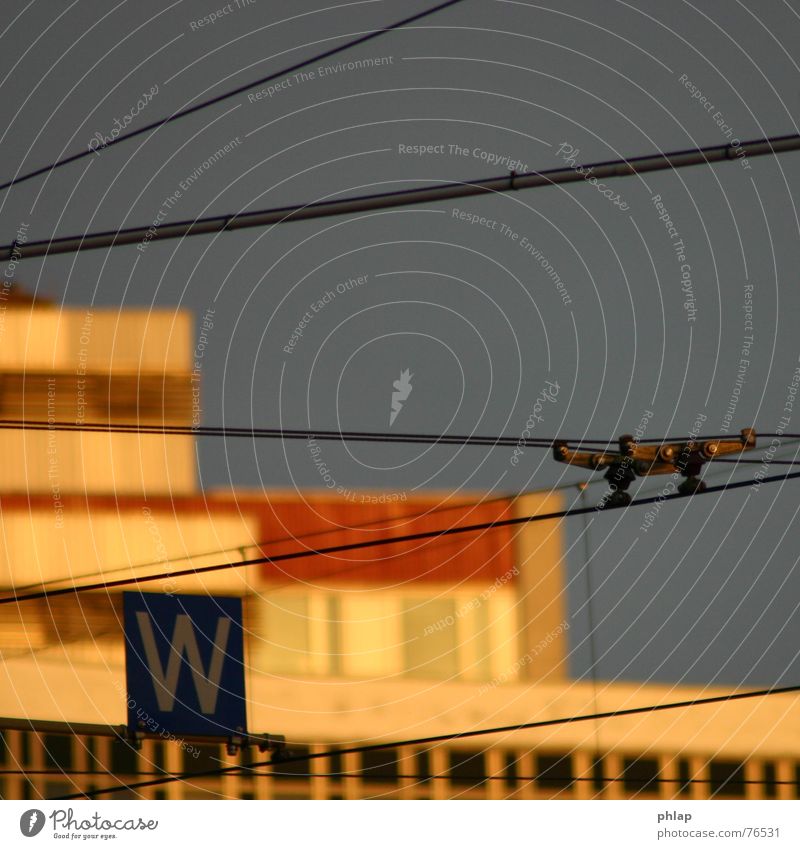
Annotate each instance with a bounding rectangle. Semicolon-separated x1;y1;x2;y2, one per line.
123;592;247;738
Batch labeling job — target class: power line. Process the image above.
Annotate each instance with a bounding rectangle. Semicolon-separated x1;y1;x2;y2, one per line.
0;417;594;448
4;769;793;789
2;428;793;597
3;467;798;608
242;772;796;789
5;132;799;261
8;490;527;595
50;682;800;799
9;441;782;621
713;458;800;465
19;474;625;598
1;416;796;449
0;0;467;195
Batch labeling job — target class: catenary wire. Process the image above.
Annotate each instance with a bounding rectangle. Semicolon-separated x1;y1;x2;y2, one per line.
2;769;793;789
6;490;528;595
3;467;798;608
0;418;605;448
0;416;793;448
0;0;468;194
4;132;799;260
231;772;794;788
7;446;793;662
712;458;800;465
10;437;798;613
14;476;610;596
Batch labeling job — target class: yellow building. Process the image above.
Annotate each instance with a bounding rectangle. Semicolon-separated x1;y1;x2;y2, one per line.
0;295;798;800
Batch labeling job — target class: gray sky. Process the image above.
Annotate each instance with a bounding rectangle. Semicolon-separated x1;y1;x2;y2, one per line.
2;0;799;688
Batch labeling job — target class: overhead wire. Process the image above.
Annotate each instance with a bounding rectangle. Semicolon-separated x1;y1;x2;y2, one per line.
0;0;468;194
49;682;800;799
0;0;793;803
0;445;790;796
14;471;626;598
6;443;793;663
5;434;795;666
0;416;797;449
0;418;604;448
4;133;799;260
6;489;527;595
3;467;799;607
712;458;800;465
1;769;793;790
235;772;794;788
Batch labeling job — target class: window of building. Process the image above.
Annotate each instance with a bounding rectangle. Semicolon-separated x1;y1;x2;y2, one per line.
504;751;519;788
272;745;310;782
415;749;431;783
763;762;777;799
449;749;486;786
110;738;139;775
326;595;342;677
362;748;398;782
677;759;692;797
181;744;218;775
622;757;659;794
455;596;492;681
152;742;165;772
709;760;745;798
591;757;605;792
341;594;402;678
326;748;343;779
259;595;311;675
403;599;459;679
83;737;100;772
43;734;72;771
536;754;573;790
251;587;519;682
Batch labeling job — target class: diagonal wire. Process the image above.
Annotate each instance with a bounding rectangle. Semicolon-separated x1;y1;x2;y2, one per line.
50;682;800;799
0;0;468;193
2;467;799;607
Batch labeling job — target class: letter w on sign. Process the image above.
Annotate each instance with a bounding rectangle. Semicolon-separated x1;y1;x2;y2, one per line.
123;592;247;737
135;612;231;713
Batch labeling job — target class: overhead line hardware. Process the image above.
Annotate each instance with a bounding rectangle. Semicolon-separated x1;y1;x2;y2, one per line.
553;428;757;506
